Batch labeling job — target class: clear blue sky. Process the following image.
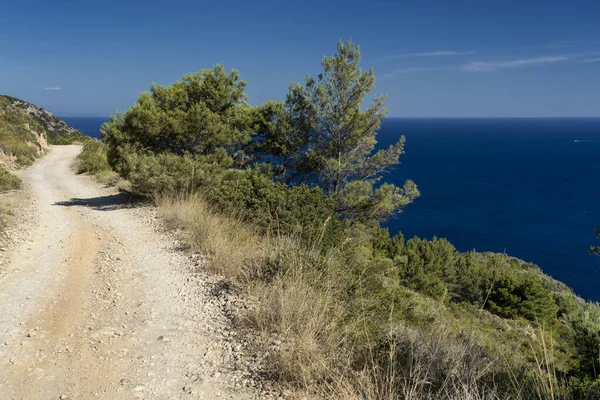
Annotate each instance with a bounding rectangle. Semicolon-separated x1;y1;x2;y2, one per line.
1;0;599;117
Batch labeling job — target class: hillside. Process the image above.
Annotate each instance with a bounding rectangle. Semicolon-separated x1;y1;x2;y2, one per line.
0;94;87;190
0;94;86;146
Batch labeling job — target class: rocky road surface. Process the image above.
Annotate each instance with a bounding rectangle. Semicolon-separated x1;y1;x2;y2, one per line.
0;146;268;399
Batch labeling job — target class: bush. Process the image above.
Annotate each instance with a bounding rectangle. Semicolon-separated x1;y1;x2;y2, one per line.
207;172;343;249
0;166;21;191
73;140;121;185
74;140;111;174
115;149;230;195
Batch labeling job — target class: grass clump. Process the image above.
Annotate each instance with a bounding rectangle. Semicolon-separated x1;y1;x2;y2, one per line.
0;166;22;191
74;140;120;186
158;193;263;280
158;194;593;399
74;140;111;174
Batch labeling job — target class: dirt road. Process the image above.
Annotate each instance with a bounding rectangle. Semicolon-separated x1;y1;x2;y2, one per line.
0;146;259;399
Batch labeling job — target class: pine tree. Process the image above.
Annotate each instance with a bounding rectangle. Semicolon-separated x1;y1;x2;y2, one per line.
102;65;255;164
274;39;419;221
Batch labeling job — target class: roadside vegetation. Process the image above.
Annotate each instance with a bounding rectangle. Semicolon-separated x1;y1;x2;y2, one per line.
0;166;22;191
74;140;120;186
0;96;46;166
86;40;600;399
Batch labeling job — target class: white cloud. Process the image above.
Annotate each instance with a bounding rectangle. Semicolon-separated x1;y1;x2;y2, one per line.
44;87;62;91
375;50;476;62
461;56;569;72
383;67;449;77
583;57;600;63
542;40;600;49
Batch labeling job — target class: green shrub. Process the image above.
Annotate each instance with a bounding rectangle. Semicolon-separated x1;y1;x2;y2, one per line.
207;172;344;249
0;166;22;191
50;134;86;145
74;140;111;174
116;149;231;195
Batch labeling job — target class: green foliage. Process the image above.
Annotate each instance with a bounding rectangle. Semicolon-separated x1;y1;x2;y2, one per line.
567;376;600;400
0;165;22;191
97;40;600;399
74;140;111;174
102;66;256;167
0;106;43;166
207;172;343;248
566;304;600;376
49;133;86;145
255;40;419;221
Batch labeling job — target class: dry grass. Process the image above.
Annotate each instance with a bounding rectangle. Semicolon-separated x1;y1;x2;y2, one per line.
0;199;14;233
157;193;265;281
155;193;566;400
158;194;352;392
94;169;121;187
246;253;350;390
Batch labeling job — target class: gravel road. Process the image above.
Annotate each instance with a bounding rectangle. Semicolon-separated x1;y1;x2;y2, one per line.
0;145;266;399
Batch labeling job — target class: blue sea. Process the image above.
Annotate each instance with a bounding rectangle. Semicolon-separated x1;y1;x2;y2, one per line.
63;116;600;301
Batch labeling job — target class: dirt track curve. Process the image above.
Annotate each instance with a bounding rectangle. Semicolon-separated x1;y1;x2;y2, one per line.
0;145;259;399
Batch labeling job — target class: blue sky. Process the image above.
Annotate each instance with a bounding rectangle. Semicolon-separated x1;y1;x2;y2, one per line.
1;0;599;117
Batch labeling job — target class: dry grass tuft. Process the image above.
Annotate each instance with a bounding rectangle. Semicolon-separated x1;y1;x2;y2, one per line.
158;193;265;281
246;264;349;389
155;192;567;400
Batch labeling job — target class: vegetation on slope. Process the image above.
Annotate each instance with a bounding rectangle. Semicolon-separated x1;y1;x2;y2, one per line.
74;140;120;185
0;166;22;191
91;40;600;399
0;96;47;166
0;95;86;144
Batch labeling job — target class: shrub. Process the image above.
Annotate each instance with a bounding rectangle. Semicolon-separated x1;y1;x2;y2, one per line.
74;140;111;174
0;166;21;191
118;149;230;195
207;172;344;249
97;40;600;400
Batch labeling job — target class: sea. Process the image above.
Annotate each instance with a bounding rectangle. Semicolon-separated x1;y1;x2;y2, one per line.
62;116;600;301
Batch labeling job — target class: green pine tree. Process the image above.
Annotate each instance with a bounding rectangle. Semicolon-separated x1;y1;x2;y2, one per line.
276;39;419;221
